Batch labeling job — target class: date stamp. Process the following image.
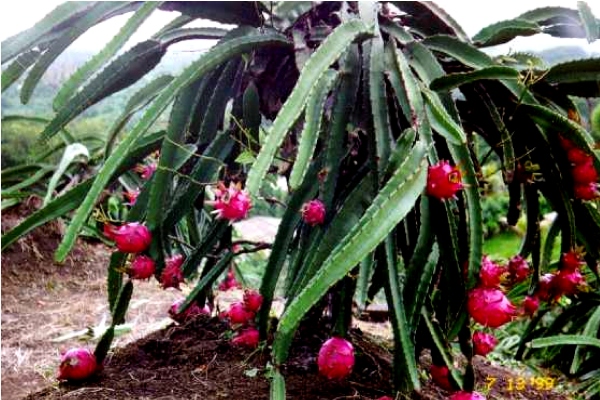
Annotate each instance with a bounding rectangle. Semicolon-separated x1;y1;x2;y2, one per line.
485;376;557;391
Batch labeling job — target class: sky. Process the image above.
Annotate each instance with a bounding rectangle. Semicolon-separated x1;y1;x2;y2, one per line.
1;1;600;56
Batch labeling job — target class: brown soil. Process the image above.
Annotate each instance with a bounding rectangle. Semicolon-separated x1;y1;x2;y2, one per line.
2;203;576;400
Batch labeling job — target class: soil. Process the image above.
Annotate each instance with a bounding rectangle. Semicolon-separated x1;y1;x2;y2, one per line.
2;203;576;400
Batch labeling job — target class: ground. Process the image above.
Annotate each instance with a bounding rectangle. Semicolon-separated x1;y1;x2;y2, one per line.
1;205;576;399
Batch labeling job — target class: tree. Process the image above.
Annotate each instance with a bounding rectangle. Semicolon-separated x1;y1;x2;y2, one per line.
2;2;600;398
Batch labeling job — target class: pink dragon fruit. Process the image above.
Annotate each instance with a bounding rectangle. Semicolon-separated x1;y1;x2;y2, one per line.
522;296;540;316
317;337;355;380
473;331;498;357
56;348;97;381
107;222;152;253
211;182;252;221
479;256;507;288
243;290;263;313
231;328;260;348
224;302;255;325
426;160;463;200
430;364;453;391
160;254;184;290
507;255;531;284
301;199;326;226
128;255;155;280
169;299;210;323
467;287;516;328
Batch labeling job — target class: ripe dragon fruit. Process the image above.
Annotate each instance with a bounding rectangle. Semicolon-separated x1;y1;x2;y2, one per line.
211;182;252;221
106;222;152;253
472;331;498;357
243;290;263;313
128;255;155;280
479;256;507;288
562;250;585;272
160;254;184;290
218;269;241;291
317;337;355;380
135;162;157;180
301;199;326;226
231;328;260;348
522;295;540;316
426;160;463;200
574;182;600;200
124;189;140;206
507;255;531;284
554;268;586;297
169;299;210;323
571;158;598;184
467;287;516;328
56;348;97;381
223;302;255;325
536;273;557;302
430;364;453;391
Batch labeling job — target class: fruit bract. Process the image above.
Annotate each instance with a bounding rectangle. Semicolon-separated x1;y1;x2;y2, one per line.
449;391;487;400
160;254;184;290
430;364;453;391
128;255;155;280
136;162;157;180
467;287;516;328
212;182;252;221
124;189;140;206
426;160;463;200
317;337;355;380
57;348;97;381
243;290;263;313
473;331;498;356
301;199;326;226
231;328;260;348
554;269;585;296
111;222;152;253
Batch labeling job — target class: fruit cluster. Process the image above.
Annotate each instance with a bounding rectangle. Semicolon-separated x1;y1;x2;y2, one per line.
220;289;263;348
559;136;599;200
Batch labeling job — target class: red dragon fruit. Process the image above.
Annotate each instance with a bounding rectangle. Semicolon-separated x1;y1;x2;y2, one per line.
426;160;463;200
160;254;184;290
574;182;600;200
562;250;585;272
57;348;97;381
536;273;557;302
128;255;155;280
231;328;260;348
473;331;498;357
449;392;487;400
169;299;210;323
554;268;586;296
224;302;255;325
124;189;140;206
567;148;591;165
317;337;355;380
479;256;507;288
218;269;241;291
430;364;453;391
507;255;531;284
301;199;326;226
572;158;598;184
522;295;540;316
243;290;263;313
211;182;252;221
135;162;157;180
467;287;516;328
107;222;152;253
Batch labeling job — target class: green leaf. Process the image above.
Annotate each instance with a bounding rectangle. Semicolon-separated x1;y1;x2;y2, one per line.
429;66;520;92
43;143;89;206
422;88;465;144
423;34;493;69
235;150;256;165
94;326;115;365
391;2;469;42
20;2;131;104
54;29;290;262
544;58;600;84
473;19;541;47
272;2;313;29
246;20;372;194
289;69;338;189
152;14;196;38
2;114;74;145
1;49;42;93
105;75;174;157
180;221;229;277
517;7;580;25
112;279;134;326
156;27;228;45
531;335;600;349
571;306;600;374
273;142;428;363
159;2;266;27
107;252;127;314
269;369;286;400
40;39;167;143
1;166;54;195
577;1;599;42
1;2;96;61
53;2;161;110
